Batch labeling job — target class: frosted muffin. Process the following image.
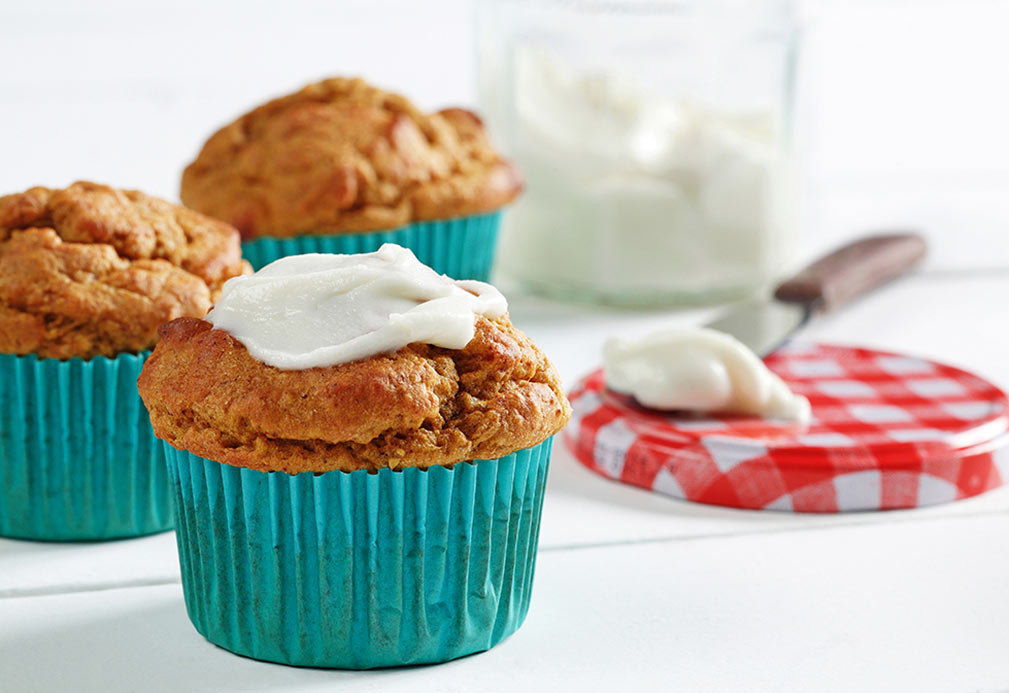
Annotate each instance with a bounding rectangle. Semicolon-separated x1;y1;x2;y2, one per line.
138;244;569;668
0;181;249;540
179;77;522;278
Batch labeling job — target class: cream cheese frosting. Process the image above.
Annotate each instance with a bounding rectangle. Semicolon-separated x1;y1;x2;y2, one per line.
206;244;507;370
603;327;811;423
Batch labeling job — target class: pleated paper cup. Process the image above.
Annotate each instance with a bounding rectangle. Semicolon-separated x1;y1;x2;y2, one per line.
0;352;173;541
163;436;553;669
240;211;502;279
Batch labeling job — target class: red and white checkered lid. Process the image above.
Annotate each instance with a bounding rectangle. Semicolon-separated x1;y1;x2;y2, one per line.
565;342;1009;512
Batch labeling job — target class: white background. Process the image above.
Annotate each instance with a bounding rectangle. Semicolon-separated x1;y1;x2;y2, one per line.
2;1;1009;691
3;0;1009;269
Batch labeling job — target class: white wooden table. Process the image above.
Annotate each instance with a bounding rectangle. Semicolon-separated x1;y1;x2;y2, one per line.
3;1;1009;690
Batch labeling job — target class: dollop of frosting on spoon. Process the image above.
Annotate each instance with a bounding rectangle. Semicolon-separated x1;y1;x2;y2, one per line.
603;326;810;422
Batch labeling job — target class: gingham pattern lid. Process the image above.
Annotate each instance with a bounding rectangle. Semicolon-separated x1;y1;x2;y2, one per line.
565;342;1009;512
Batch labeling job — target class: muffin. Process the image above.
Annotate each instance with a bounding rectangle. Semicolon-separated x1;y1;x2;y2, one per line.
0;181;249;540
138;244;569;668
180;76;522;278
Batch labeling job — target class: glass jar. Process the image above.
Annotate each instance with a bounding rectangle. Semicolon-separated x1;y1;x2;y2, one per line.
477;0;800;305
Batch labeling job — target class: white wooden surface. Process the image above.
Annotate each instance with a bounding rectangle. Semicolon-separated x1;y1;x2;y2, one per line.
2;1;1009;691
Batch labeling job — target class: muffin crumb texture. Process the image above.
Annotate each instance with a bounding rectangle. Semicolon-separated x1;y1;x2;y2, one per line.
138;316;570;473
180;77;522;239
0;182;249;359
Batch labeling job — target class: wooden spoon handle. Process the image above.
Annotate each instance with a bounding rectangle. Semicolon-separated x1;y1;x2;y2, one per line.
774;233;928;313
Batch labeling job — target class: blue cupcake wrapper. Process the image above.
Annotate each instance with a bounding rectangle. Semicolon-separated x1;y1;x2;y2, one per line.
164;436;553;669
0;352;173;541
240;211;502;279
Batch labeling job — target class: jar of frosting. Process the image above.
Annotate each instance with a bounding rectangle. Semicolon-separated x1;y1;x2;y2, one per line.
477;0;799;305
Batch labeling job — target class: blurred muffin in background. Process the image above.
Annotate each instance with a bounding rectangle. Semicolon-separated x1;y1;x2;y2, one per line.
180;77;521;278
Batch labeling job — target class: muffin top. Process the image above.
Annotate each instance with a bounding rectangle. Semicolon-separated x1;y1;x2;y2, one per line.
139;316;568;474
180;77;523;240
0;181;250;360
138;246;569;474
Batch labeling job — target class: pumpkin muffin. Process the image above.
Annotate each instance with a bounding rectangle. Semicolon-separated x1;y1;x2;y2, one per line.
179;77;521;277
0;181;249;541
137;245;569;669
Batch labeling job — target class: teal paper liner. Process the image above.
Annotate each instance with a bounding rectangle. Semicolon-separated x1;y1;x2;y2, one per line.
0;352;173;541
164;436;553;669
240;211;501;279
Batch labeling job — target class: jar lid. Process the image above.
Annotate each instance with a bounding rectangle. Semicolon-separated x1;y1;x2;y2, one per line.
565;342;1009;512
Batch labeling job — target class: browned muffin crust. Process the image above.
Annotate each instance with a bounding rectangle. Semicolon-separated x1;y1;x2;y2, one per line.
0;182;250;359
180;77;522;240
138;315;570;473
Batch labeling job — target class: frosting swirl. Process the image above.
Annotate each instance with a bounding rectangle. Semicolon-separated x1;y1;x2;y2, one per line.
207;244;507;369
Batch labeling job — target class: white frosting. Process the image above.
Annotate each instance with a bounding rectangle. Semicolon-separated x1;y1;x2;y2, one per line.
206;244;508;370
603;327;811;423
